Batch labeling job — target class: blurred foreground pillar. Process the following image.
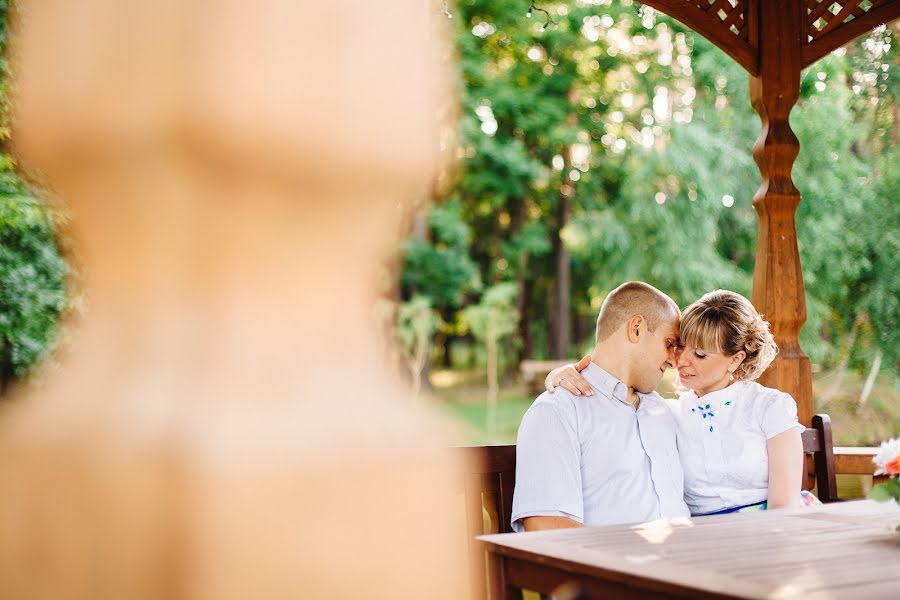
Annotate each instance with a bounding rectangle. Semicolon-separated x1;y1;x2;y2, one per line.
0;1;467;598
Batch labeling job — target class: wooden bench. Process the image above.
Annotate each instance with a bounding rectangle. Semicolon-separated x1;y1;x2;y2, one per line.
455;413;839;599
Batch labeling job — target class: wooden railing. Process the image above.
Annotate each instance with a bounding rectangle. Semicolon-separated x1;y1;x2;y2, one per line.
835;446;888;487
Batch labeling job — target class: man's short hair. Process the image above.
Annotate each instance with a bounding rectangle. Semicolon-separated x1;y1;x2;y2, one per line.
595;281;679;343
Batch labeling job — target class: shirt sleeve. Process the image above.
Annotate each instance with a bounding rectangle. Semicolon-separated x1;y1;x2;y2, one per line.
511;396;583;532
758;388;804;440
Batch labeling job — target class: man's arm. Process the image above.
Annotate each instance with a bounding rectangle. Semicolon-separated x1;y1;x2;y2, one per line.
511;401;585;532
522;516;582;531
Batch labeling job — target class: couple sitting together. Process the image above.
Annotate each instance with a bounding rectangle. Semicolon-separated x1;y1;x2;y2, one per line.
512;281;817;532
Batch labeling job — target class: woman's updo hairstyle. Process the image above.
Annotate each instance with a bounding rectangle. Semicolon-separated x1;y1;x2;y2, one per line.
679;290;778;381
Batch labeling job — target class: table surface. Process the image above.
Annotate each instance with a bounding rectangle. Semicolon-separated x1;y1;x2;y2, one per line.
479;500;900;599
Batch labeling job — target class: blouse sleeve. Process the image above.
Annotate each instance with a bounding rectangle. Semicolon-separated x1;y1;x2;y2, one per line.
757;388;804;440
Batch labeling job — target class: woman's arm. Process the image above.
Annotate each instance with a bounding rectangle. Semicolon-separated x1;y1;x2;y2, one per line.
766;428;804;509
544;355;593;396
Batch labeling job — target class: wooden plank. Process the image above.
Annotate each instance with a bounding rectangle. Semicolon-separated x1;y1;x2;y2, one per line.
815;0;869;38
480;501;900;599
505;555;719;600
834;446;878;474
805;576;900;600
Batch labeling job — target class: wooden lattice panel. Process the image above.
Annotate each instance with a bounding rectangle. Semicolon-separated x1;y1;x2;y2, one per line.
802;0;900;66
641;0;757;73
807;0;885;41
690;0;751;41
646;0;898;72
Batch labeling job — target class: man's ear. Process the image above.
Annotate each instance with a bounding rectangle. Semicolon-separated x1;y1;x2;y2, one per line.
625;315;644;343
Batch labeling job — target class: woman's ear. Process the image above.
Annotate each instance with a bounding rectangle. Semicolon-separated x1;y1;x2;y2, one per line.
729;350;747;372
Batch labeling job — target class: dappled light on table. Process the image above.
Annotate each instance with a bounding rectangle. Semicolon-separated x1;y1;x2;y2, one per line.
630;516;694;545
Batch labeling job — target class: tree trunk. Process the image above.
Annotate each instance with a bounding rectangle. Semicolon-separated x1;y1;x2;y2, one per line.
486;330;498;443
821;313;862;406
511;198;533;362
439;305;455;369
0;339;14;400
550;102;577;360
518;275;534;360
550;189;571;359
859;350;882;407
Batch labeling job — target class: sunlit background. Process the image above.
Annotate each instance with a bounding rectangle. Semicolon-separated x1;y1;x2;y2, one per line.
1;0;897;453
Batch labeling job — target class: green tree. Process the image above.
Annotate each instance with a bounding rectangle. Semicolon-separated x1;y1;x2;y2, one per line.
460;282;519;441
0;189;67;391
0;1;68;392
406;2;896;382
396;295;444;404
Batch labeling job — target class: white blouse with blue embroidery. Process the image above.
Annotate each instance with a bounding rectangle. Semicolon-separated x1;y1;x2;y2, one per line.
670;380;804;516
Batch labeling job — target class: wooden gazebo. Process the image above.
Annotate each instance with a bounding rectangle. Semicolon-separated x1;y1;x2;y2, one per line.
635;1;898;430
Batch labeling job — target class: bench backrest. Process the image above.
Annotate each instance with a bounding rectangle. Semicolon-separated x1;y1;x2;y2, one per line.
801;414;838;502
455;444;516;600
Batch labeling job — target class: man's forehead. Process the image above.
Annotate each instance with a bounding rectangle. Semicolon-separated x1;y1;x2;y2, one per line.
663;316;680;337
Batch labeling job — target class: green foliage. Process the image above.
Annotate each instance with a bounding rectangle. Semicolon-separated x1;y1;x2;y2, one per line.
0;188;67;382
868;477;900;504
0;3;68;386
401;200;481;309
397;296;443;357
400;2;896;378
459;282;520;343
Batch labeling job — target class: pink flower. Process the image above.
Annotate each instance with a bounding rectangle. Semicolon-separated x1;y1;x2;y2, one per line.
873;437;900;476
886;456;900;476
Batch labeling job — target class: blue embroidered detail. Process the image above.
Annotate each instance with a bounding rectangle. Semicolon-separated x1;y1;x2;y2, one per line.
696;400;732;432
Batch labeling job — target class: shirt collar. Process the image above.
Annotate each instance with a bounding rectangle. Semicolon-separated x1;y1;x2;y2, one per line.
581;362;630;405
683;380;748;404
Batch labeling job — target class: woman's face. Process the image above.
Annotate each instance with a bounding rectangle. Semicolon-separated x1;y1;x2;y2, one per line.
675;343;744;397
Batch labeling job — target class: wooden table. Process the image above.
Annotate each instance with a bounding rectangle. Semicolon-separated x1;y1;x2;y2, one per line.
478;500;900;599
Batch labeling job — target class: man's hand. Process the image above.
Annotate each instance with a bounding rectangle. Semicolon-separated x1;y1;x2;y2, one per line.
544;355;593;396
522;516;582;531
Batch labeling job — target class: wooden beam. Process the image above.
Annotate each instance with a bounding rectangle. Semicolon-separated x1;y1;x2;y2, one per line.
749;1;813;426
639;0;759;75
833;446;878;475
802;2;900;68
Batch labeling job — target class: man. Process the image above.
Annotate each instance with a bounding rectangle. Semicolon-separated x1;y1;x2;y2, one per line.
511;281;690;531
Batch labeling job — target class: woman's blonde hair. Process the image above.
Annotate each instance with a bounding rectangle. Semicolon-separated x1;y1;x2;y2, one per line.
679;290;777;381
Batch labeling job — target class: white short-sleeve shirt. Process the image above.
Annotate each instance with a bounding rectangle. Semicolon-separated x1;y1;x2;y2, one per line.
511;363;690;531
672;380;804;515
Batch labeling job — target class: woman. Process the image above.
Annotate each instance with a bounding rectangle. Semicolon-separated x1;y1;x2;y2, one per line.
546;290;813;515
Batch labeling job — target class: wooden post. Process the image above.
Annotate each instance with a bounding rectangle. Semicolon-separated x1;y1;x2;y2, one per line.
0;1;469;598
749;0;813;425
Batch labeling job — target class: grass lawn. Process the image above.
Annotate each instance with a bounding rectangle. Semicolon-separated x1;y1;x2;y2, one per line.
430;366;900;447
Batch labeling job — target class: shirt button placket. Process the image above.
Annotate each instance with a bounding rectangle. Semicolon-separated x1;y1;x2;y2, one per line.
636;408;666;516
